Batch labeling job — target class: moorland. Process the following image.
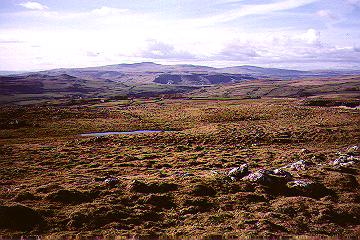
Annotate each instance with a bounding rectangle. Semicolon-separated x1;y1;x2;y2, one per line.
0;63;359;238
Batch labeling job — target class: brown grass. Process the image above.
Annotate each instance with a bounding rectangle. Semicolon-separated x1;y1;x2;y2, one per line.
0;98;359;237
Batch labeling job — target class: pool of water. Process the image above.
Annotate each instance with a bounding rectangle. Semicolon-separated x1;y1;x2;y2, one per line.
80;130;164;137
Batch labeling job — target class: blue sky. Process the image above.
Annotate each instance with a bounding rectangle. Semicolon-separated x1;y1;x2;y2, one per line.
0;0;360;70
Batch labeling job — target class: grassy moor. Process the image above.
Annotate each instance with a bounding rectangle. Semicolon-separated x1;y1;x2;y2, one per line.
0;83;359;237
1;0;360;237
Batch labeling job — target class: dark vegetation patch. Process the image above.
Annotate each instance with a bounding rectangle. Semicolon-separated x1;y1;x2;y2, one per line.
0;119;37;130
0;205;45;231
67;205;130;230
323;172;359;192
203;74;234;84
14;192;41;202
138;194;175;209
334;204;360;225
190;183;217;197
129;180;179;193
305;99;360;108
154;74;182;84
153;73;256;85
181;197;215;213
46;189;99;204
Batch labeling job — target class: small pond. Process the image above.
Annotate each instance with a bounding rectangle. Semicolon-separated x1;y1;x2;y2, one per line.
80;130;164;137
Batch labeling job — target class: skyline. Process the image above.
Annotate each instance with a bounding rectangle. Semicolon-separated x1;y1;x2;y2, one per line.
0;0;360;71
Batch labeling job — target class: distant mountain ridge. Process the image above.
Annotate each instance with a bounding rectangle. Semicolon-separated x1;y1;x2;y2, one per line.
1;62;360;104
40;62;360;79
4;62;360;80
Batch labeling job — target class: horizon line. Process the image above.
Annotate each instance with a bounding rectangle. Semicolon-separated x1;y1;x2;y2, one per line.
2;61;360;73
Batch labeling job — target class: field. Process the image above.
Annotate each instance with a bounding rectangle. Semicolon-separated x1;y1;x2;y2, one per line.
0;97;359;238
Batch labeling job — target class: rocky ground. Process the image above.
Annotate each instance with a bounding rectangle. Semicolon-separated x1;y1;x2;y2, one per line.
0;98;359;238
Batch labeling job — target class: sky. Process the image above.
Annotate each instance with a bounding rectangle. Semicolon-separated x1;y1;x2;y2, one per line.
0;0;360;71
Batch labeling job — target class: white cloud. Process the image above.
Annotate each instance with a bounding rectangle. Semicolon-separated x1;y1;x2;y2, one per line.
137;40;196;60
214;0;247;4
12;5;130;20
316;10;338;20
91;7;129;16
216;42;260;61
210;29;323;62
19;1;48;11
0;25;358;71
347;0;360;6
0;25;347;71
299;29;321;45
191;0;319;25
1;1;359;70
86;51;101;57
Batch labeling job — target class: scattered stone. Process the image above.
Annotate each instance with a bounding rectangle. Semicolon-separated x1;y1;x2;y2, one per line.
310;153;327;162
338;161;355;168
287;160;309;171
287;180;313;189
243;169;273;185
46;189;98;204
346;146;359;156
104;177;120;187
271;169;293;181
299;148;311;154
0;205;44;230
243;169;292;186
228;164;249;181
176;172;195;178
333;155;358;167
331;146;359;170
286;180;330;198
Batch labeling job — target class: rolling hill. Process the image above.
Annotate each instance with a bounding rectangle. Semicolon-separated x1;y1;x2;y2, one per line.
1;62;360;105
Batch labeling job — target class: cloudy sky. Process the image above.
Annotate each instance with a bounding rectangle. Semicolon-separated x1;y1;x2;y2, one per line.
0;0;360;71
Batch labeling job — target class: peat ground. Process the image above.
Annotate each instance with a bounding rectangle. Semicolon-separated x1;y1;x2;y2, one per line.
0;98;359;237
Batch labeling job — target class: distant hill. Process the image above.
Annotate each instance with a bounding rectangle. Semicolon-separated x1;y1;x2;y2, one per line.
219;65;309;77
0;71;27;76
186;75;360;100
41;62;360;84
1;62;360;104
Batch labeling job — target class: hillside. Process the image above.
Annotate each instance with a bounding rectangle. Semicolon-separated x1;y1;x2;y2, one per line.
1;63;360;105
1;63;360;237
187;76;360;100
